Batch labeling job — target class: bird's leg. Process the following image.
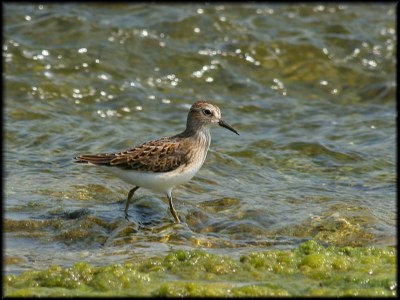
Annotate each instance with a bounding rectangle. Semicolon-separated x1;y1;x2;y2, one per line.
167;192;180;223
125;186;140;219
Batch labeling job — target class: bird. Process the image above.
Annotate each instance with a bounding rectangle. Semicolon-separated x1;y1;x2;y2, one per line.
74;101;239;223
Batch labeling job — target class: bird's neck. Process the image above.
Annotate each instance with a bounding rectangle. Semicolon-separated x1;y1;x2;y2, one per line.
174;125;210;148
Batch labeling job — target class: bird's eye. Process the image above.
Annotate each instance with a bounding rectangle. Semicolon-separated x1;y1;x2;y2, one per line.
203;109;212;116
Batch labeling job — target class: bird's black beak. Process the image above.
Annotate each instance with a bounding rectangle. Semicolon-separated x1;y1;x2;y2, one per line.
218;119;239;135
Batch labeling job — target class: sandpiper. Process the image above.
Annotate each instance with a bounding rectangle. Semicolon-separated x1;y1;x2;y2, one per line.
74;101;239;223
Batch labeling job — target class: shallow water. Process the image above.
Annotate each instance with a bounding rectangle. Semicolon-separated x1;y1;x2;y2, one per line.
4;3;396;275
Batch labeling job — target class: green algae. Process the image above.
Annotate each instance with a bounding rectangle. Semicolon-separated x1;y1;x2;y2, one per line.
4;240;397;297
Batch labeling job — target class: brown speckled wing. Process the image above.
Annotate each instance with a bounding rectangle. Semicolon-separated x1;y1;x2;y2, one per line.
75;137;188;173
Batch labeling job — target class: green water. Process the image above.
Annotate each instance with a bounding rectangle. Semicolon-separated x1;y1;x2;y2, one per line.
4;3;396;296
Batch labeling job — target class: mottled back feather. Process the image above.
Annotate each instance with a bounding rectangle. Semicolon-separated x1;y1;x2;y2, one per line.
75;137;190;173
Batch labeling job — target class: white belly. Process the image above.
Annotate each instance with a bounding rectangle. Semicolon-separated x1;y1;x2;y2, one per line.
101;154;206;194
